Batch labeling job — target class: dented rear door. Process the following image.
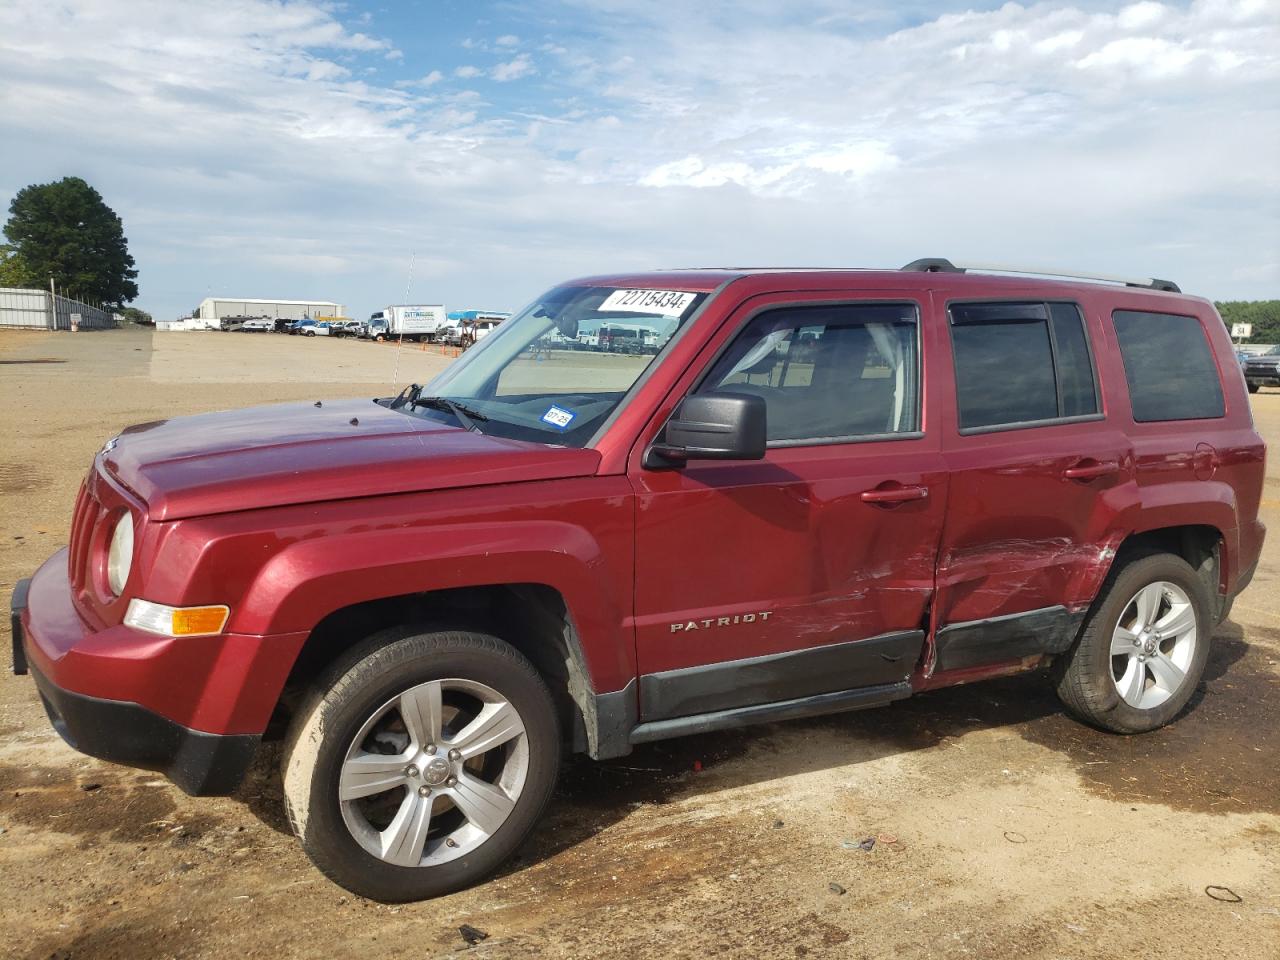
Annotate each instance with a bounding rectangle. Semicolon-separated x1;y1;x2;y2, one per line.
928;293;1135;677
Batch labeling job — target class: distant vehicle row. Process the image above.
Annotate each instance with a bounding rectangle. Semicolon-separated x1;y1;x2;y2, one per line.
218;311;675;356
218;308;510;347
282;317;504;346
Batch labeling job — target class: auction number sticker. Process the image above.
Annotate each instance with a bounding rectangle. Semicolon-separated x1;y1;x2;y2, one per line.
541;404;577;430
600;289;697;317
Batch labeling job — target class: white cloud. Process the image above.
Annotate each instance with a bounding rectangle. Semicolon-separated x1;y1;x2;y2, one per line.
491;53;535;82
495;34;520;48
1118;2;1169;30
0;0;1276;323
261;252;352;273
805;142;899;180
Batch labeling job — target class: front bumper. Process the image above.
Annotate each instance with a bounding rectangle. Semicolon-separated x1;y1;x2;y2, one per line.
1245;367;1280;386
10;552;304;796
12;577;258;795
28;657;258;795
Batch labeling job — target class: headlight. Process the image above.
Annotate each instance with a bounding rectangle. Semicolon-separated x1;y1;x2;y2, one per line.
106;511;134;596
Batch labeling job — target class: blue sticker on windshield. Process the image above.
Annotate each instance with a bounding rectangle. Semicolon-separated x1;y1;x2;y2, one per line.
541;405;576;430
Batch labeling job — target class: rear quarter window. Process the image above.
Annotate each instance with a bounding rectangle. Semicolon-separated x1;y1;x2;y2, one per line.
1111;310;1225;422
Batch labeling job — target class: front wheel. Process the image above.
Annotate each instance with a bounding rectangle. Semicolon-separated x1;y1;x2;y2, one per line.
1053;552;1212;733
1247;382;1260;394
282;629;560;902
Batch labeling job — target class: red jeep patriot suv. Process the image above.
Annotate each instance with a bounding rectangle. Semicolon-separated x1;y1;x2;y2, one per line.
11;259;1266;901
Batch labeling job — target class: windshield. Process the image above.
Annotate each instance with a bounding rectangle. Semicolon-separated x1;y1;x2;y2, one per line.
403;284;708;446
1267;345;1280;356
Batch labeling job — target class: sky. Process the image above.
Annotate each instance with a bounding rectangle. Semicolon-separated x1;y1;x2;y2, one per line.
1;0;1277;321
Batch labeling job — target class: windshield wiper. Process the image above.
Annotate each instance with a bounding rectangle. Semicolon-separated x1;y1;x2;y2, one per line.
409;395;490;432
387;383;420;410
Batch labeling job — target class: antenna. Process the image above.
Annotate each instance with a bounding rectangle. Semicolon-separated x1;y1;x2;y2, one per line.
391;249;416;388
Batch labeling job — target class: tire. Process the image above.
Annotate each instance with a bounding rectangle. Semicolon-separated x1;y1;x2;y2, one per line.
282;628;560;902
1247;382;1259;394
1053;552;1212;733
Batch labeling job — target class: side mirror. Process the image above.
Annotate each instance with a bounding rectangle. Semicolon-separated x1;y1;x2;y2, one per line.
647;392;767;467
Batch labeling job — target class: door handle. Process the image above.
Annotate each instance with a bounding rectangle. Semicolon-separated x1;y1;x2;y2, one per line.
1062;459;1120;481
860;484;929;505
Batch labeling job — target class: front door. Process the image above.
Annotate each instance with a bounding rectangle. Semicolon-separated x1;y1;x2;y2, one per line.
629;292;948;722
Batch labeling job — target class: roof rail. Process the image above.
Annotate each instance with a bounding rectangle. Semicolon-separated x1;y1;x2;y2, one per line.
901;258;1180;293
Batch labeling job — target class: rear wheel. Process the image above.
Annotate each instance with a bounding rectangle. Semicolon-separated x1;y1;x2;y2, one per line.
282;629;559;902
1247;382;1260;394
1054;553;1211;733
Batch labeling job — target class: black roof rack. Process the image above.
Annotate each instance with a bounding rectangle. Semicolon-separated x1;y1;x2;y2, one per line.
901;258;1180;293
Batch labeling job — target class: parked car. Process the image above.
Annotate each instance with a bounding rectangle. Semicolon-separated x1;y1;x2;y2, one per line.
1243;344;1280;393
289;320;330;337
331;320;364;339
12;259;1266;904
239;318;272;333
287;319;314;336
273;318;294;333
597;322;659;355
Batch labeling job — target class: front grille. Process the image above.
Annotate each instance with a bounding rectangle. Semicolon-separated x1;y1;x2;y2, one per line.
66;478;102;595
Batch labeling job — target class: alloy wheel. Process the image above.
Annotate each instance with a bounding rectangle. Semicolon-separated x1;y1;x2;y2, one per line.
1110;581;1198;710
338;678;529;868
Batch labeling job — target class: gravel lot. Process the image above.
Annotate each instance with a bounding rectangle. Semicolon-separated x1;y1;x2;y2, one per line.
1;326;1277;960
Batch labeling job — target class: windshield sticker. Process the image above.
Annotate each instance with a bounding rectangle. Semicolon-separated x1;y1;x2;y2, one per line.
541;405;577;430
600;289;697;317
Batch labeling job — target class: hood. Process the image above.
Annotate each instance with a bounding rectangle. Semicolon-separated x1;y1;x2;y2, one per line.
101;399;601;521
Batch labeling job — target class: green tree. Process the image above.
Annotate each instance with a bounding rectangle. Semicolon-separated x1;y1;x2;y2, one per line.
0;243;34;288
118;306;152;325
3;176;138;305
1215;300;1280;343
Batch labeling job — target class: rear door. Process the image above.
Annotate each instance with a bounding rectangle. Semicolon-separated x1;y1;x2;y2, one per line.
930;296;1134;674
628;291;948;722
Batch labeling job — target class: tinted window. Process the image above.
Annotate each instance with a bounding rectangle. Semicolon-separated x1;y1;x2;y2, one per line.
1049;303;1099;418
950;301;1099;430
1112;310;1224;422
951;303;1058;429
700;303;919;443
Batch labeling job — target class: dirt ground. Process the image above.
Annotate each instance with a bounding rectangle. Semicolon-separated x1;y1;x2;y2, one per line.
1;325;1277;960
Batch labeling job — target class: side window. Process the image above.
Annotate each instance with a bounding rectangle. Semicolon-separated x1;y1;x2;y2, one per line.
1049;304;1099;418
1112;310;1225;422
950;301;1099;431
699;303;919;443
